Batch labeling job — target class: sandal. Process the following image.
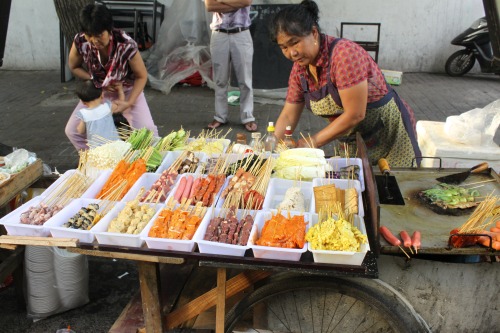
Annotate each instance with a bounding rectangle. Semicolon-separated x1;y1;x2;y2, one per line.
244;121;258;132
207;120;226;129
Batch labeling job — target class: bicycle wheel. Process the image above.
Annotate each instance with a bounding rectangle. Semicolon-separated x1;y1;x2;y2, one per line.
225;274;429;333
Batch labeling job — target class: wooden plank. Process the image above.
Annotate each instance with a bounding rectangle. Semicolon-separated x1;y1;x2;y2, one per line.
0;159;43;208
0;235;78;247
67;247;185;264
165;270;271;330
216;268;226;333
0;243;17;250
109;291;145;333
137;261;163;333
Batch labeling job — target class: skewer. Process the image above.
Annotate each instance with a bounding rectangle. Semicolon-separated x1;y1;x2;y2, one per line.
399;246;411;259
460;179;496;187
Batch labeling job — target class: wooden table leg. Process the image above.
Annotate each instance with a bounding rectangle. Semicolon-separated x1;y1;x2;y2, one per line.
216;267;226;333
137;261;163;333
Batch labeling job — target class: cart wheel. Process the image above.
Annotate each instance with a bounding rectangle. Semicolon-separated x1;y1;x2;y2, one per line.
225;274;429;333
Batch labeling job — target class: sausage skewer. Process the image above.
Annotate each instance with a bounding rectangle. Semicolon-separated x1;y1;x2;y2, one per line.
380;226;410;259
400;230;414;254
411;231;421;254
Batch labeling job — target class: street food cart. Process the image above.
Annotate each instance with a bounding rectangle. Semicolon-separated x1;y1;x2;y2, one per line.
0;136;498;333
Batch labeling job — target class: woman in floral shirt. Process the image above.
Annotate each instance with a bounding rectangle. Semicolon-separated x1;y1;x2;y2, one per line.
270;0;420;167
65;4;157;150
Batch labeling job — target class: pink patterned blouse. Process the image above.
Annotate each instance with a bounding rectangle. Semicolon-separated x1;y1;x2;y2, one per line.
286;35;388;104
74;29;138;89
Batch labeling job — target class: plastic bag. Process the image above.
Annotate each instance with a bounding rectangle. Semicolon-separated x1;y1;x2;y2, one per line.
2;148;37;173
25;246;89;320
444;99;500;147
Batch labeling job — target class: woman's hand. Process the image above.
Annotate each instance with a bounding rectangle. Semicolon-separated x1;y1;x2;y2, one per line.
112;99;132;114
296;137;316;148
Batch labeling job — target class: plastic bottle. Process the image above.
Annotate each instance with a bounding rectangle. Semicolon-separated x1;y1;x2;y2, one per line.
236;133;247;145
283;126;297;149
264;122;277;153
249;132;263;152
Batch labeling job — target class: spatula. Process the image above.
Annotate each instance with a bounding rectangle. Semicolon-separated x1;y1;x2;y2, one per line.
435;162;489;185
375;158;405;205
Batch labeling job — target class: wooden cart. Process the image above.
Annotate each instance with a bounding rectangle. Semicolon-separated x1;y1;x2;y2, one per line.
1;141;499;332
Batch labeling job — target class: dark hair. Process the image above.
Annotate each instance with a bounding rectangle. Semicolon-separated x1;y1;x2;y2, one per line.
269;0;320;42
76;80;102;103
79;4;113;36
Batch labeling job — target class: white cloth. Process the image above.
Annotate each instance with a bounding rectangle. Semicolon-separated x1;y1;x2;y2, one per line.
75;101;119;144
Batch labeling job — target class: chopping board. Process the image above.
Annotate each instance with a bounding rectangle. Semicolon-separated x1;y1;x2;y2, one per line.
0;159;43;208
378;169;500;253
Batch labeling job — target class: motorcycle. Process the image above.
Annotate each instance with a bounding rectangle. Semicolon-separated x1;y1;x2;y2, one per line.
445;17;500;76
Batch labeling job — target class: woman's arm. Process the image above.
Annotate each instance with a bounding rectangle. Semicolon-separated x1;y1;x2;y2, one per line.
68;42;92;80
274;101;305;140
306;80;368;147
205;0;250;12
113;52;147;113
76;120;86;135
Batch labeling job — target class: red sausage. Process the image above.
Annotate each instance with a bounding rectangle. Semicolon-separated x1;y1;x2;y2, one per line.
174;177;187;202
380;226;401;246
189;177;202;199
181;175;194;200
411;231;421;251
400;231;412;248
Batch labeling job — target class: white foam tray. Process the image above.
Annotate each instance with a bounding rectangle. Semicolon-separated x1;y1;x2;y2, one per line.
249;210;308;261
310;178;364;217
194;207;255;256
140;206;207;252
0;196;65;237
308;214;370;265
326;157;365;192
121;172;178;203
262;178;313;212
156;151;207;174
44;198;113;243
91;201;161;248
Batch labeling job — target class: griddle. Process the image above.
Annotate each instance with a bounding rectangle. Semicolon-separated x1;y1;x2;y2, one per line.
375;167;500;253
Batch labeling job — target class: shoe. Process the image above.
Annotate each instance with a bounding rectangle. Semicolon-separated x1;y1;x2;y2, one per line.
243;121;258;132
207;120;226;129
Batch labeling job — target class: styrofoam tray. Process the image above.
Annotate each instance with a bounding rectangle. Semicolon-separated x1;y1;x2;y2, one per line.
140;206;207;252
194;207;255;256
262;178;313;212
44;198;113;243
308;214;370;265
91;201;161;248
186;138;230;155
168;173;228;208
0;196;67;237
156;151;207;174
121;172;178;203
38;169;110;200
310;178;364;217
249;210;308;261
326;157;365;191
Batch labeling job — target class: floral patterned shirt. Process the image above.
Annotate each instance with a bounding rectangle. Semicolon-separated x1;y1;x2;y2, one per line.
286;34;388;104
74;29;138;88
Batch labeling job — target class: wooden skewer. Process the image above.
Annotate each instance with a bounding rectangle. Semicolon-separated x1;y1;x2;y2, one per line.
399;246;411;259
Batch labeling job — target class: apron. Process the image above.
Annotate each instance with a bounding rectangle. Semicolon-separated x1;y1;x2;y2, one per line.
300;38;421;167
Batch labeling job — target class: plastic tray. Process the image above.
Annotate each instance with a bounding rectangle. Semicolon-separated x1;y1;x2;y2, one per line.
156;151;207;174
249;210;308;261
310;178;364;217
121;172;178;203
44;198;111;243
194;207;255;256
262;178;313;212
326;157;365;192
169;173;228;208
140;206;207;252
91;201;161;248
308;214;370;265
0;196;65;237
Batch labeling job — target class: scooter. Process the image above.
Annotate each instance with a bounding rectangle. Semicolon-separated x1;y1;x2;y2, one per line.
445;17;500;76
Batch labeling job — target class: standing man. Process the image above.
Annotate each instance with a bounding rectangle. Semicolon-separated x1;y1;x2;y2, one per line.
205;0;257;132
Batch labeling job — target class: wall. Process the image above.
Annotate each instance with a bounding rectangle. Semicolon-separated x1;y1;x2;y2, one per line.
2;0;485;72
